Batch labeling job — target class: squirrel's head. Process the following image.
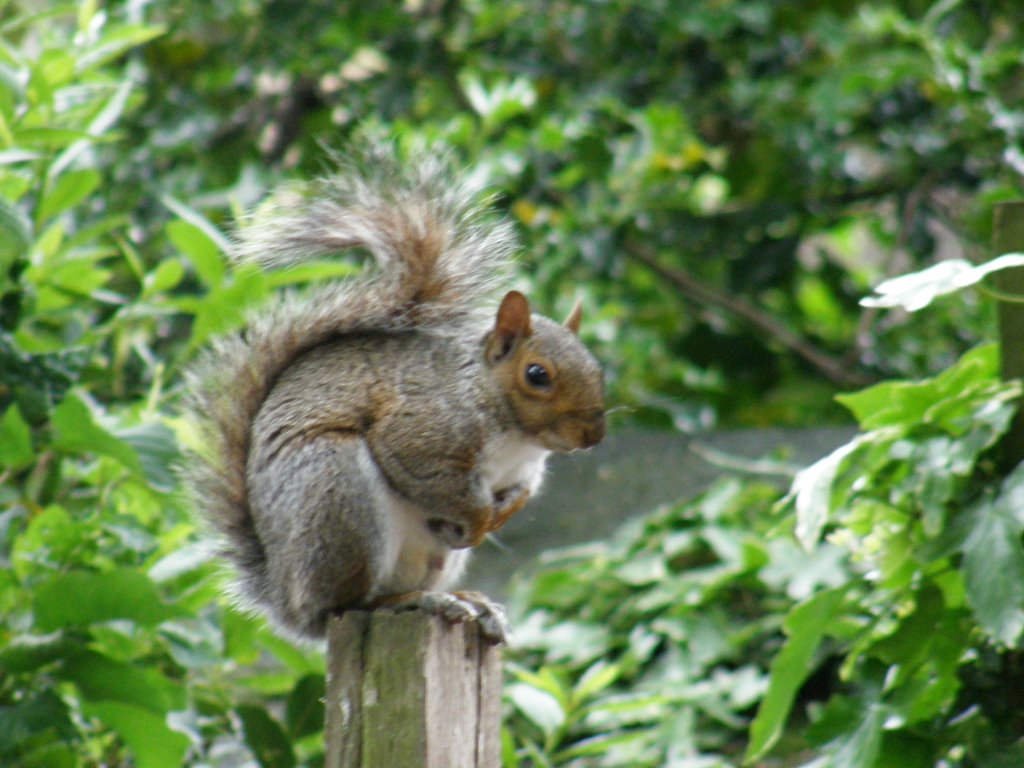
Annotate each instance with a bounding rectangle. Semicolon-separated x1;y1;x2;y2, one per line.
483;290;606;452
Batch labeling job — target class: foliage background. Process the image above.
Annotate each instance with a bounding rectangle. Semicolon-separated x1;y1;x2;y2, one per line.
2;0;1024;766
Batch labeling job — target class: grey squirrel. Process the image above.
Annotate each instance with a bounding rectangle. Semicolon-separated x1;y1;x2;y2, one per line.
183;149;606;642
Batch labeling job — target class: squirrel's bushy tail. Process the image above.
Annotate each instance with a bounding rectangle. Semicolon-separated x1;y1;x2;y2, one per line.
182;149;516;606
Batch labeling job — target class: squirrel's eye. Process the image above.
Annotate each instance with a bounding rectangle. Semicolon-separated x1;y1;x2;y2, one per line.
525;363;551;388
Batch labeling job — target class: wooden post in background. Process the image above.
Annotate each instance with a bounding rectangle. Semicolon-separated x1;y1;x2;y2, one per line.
323;610;503;768
995;201;1024;469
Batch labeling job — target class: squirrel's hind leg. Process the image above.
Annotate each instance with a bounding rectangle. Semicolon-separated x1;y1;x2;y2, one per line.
248;433;388;640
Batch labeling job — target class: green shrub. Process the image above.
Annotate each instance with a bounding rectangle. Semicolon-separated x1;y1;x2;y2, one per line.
503;342;1024;766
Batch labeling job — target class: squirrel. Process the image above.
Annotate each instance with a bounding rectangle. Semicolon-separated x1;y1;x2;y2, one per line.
183;148;606;642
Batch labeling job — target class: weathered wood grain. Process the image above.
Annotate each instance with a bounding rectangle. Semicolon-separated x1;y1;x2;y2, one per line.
324;609;503;768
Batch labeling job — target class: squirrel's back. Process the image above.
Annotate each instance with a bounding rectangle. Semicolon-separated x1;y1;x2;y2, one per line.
182;148;517;606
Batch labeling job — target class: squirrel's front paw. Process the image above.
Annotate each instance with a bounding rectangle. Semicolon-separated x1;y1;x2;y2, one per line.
489;484;530;532
382;590;509;644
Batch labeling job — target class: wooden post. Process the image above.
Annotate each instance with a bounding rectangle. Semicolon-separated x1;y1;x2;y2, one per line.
323;609;503;768
995;201;1024;469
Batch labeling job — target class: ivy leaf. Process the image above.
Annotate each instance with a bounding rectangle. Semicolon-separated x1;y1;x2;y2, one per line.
788;434;872;550
835;344;999;431
826;699;887;768
962;464;1024;646
745;586;849;763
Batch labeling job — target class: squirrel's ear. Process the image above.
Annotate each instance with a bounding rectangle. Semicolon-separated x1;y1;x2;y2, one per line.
488;290;532;361
564;299;583;335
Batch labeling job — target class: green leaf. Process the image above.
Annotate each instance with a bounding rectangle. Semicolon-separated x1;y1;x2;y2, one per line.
51;392;142;475
62;650;185;712
0;635;81;674
745;586;848;763
32;255;114;309
508;683;565;739
554;729;654;760
285;673;326;740
141;257;185;297
0;691;76;758
178;265;270;348
572;661;621;703
75;24;166;73
50;79;134;178
826;700;887;768
836;344;998;431
0;404;33;469
0;198;30;266
36;169;101;225
117;421;181;492
161;195;233;262
963;464;1024;646
83;701;189;768
33;568;187;631
166;219;225;288
14;127;100;148
788;433;872;549
236;704;296;768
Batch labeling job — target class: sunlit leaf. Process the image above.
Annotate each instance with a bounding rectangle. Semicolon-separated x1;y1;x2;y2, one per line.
861;254;1024;312
788;433;873;550
508;683;566;739
75;24;166;73
142;257;186;297
36;169;101;225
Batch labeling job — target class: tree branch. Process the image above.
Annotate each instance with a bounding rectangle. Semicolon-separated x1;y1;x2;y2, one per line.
625;238;874;389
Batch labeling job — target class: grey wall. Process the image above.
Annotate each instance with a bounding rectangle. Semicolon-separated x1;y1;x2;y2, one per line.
466;426;856;598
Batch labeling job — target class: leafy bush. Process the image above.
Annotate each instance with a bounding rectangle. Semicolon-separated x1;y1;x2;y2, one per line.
0;6;323;766
503;340;1024;766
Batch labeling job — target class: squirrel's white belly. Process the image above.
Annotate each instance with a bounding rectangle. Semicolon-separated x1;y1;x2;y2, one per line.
366;432;548;600
478;431;550;495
